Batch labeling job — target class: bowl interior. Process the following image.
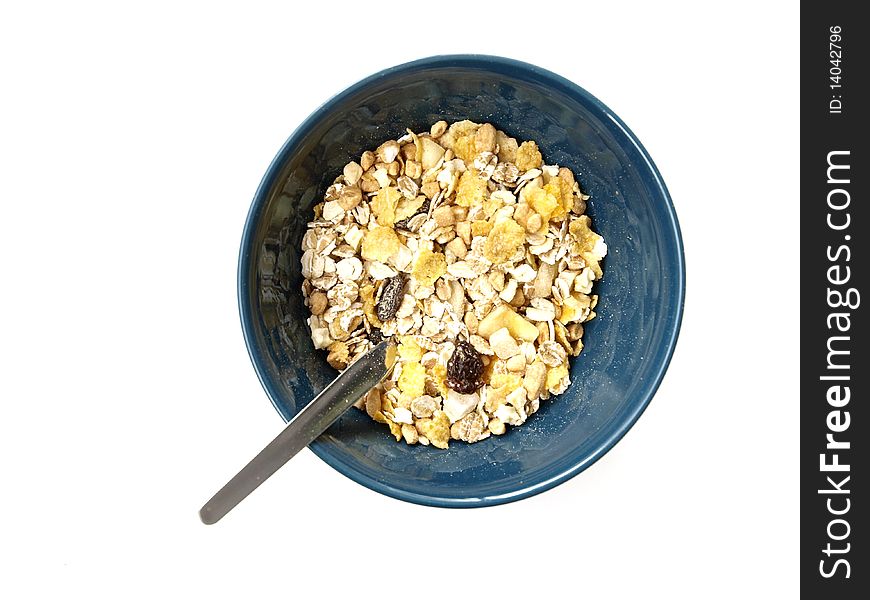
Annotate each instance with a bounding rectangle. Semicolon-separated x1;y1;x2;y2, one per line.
240;56;683;506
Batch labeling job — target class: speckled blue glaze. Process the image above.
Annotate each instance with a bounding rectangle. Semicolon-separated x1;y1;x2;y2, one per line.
238;55;685;507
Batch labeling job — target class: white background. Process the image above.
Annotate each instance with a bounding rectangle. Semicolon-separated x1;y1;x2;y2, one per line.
0;1;799;598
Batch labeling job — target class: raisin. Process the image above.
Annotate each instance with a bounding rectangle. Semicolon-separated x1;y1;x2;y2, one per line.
376;273;406;322
368;329;384;345
446;340;484;394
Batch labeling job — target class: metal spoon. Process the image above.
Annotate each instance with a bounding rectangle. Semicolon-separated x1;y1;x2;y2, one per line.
199;340;393;524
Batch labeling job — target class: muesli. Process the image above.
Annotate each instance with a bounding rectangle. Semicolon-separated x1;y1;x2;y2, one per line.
301;120;606;448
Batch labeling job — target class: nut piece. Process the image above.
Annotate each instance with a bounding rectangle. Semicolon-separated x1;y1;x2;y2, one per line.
506;354;526;372
337;185;362;210
477;304;539;342
410;395;437;419
360;151;376;171
343;161;363;185
523;360;547;401
401;424;419;444
419;137;446;170
489;327;521;359
376;140;400;164
488;418;506;435
463;311;478;335
326;341;350;370
364;387;382;419
430;120;448;138
474;123;497;154
432;205;455;227
309;291;327;316
445;237;467;259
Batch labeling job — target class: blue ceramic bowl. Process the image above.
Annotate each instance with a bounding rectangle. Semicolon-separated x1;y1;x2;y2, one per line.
239;55;684;507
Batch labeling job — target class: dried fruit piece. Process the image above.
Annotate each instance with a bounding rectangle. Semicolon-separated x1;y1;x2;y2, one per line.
489;327;521;359
546;364;570;394
376;273;406;321
385;419;403;441
488;417;506;435
446;340;485;394
544;178;572;220
523;360;547;400
471;220;492;237
496;130;518;163
364;387;382;419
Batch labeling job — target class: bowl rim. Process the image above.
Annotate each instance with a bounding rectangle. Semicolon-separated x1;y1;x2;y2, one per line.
238;54;686;508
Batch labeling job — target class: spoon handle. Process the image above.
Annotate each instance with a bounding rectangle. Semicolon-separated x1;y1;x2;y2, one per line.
199;340;392;524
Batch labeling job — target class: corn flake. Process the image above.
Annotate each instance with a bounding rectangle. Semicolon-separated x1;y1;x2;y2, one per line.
483;218;526;263
361;226;400;262
360;284;382;328
395;195;425;222
546;364;569;392
471;220;492;237
516;141;543;171
412;249;447;287
526;187;560;222
455;170;488;207
543;180;570;220
386;419;403;441
398;361;426;397
397;336;423;363
569;216;605;278
417;410;450;449
371;186;402;226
